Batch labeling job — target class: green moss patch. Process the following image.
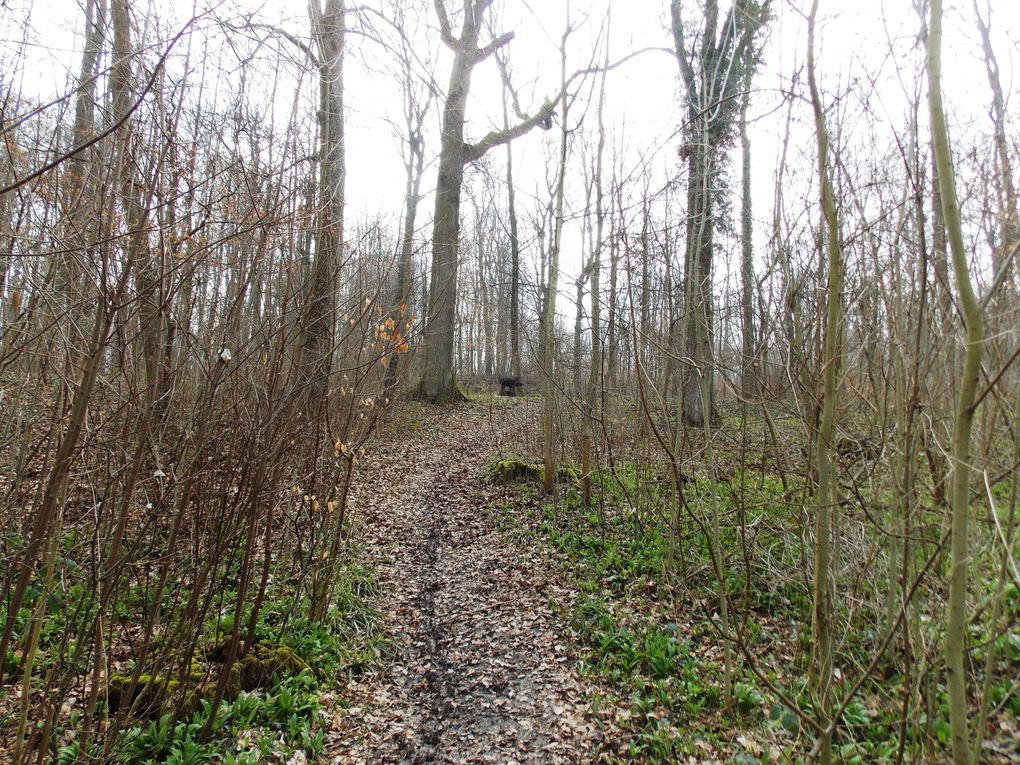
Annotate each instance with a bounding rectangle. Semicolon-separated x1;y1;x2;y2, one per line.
488;457;581;486
106;643;309;719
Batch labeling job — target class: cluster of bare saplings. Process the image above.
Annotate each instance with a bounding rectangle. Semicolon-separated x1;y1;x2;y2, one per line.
0;0;1018;762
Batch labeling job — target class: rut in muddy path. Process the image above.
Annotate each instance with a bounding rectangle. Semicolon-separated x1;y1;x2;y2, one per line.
324;401;602;764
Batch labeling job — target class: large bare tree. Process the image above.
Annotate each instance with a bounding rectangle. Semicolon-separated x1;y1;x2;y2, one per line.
416;0;552;403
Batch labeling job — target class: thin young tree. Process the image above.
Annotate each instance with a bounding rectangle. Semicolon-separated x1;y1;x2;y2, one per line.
927;1;985;761
806;2;844;761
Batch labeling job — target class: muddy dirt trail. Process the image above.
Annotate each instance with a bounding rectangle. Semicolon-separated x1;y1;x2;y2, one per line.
324;401;602;764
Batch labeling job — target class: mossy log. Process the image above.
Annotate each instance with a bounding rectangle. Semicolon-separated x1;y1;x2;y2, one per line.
556;465;581;484
232;644;309;693
106;674;180;717
106;643;309;718
488;458;544;484
488;458;580;486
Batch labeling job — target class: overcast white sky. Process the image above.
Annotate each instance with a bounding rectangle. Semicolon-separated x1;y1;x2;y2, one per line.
3;0;1018;307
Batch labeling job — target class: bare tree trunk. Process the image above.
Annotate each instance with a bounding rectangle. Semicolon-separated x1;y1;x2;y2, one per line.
112;0;160;394
301;0;345;416
928;2;984;761
607;175;621;387
807;4;842;761
773;92;796;400
305;0;346;619
739;53;758;399
508;160;522;379
573;276;585;394
417;0;552;403
420;71;466;404
542;18;571;494
477;208;495;377
59;0;106;355
383;25;427;396
640;198;650;383
504;109;522;379
581;58;606;504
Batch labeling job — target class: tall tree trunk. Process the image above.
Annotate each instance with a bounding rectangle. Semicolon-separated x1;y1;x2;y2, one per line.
582;32;610;508
774;92;796;399
507;165;522;378
505;130;522;379
477;209;495;377
301;0;345;416
640;198;651;383
383;115;424;396
542;19;570;494
680;117;716;427
112;0;160;394
669;0;769;426
59;0;106;356
573;276;585;394
420;81;468;403
418;0;552;403
384;0;432;393
928;2;984;762
807;3;842;761
305;0;345;619
739;53;758;399
607;176;621;387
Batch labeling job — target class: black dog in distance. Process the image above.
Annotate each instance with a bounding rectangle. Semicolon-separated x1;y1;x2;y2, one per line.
499;376;523;396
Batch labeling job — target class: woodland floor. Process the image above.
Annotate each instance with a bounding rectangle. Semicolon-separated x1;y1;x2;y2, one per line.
322;399;607;764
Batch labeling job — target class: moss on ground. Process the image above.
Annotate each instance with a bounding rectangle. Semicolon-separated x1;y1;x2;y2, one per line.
488;457;581;486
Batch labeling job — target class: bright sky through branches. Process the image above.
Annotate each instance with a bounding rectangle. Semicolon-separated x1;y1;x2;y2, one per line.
3;0;1017;302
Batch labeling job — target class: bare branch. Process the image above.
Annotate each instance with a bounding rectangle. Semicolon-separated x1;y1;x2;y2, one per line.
0;17;200;197
433;0;457;49
474;30;513;61
465;99;554;163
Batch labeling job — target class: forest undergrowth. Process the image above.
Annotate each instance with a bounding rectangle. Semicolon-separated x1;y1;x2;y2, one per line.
1;508;387;764
489;396;1020;764
1;384;1018;765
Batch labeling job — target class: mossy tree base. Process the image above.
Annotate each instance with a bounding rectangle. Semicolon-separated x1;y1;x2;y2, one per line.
412;372;468;404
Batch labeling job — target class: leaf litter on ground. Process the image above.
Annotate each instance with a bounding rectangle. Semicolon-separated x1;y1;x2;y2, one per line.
322;400;612;764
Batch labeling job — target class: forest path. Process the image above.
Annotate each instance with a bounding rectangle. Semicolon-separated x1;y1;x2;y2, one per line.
324;399;600;764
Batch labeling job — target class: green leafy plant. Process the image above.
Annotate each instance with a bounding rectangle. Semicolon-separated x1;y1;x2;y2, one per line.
734;682;764;714
165;736;213;765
